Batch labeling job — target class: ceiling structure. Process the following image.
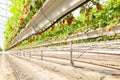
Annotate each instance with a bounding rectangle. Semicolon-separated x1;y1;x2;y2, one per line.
0;0;11;48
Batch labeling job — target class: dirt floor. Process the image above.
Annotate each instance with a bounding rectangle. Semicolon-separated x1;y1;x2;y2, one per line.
0;53;120;80
13;54;120;80
7;55;69;80
0;54;16;80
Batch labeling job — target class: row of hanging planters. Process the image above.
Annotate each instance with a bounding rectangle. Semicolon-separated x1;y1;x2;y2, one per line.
19;0;46;29
8;0;120;49
4;0;46;49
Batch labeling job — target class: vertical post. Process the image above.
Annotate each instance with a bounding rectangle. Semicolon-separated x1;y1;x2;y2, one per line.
18;51;19;56
17;51;18;55
70;41;74;66
41;51;43;60
23;51;25;56
19;49;21;56
29;51;31;58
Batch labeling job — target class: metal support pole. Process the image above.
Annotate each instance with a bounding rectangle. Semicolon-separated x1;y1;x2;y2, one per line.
29;51;31;58
41;51;43;60
23;51;25;56
70;41;74;66
19;50;21;56
17;51;18;55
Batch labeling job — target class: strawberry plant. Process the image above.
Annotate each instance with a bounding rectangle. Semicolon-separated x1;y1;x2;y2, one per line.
4;0;120;49
96;4;103;11
19;18;24;23
65;13;74;26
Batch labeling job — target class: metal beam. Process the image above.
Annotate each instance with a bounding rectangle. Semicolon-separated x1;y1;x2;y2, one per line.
14;23;120;50
7;0;90;50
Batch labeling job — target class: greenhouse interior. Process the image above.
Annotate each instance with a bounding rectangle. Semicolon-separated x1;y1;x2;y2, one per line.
0;0;120;80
